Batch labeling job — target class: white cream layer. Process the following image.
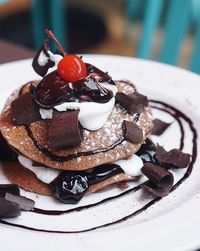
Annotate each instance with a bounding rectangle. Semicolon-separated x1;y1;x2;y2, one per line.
40;97;115;131
18;154;142;184
114;154;143;176
18;155;59;184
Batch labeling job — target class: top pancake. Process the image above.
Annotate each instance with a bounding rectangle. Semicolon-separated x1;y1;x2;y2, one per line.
0;80;153;171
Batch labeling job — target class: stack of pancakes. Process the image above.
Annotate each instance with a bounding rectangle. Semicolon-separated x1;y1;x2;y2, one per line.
0;79;153;198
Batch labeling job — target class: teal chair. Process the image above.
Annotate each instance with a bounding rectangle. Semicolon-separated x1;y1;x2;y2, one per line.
31;0;67;50
127;0;200;73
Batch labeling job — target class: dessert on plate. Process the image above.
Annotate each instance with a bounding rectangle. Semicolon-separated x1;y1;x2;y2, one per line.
1;30;190;208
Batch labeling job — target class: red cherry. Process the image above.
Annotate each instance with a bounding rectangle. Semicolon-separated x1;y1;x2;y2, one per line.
57;55;87;82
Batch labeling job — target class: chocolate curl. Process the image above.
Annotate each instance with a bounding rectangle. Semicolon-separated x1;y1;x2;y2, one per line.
49;110;83;149
0;198;21;218
152;119;171;136
116;92;148;114
0;184;20;197
156;145;191;168
122;120;143;144
32;40;55;76
141;163;174;197
5;193;35;211
11;92;41;125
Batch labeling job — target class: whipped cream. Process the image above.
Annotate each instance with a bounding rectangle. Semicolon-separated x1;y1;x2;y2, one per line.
37;51;117;131
37;50;63;67
48;51;63;66
38;51;49;66
40;96;115;131
18;155;59;184
18;154;142;185
114;154;143;176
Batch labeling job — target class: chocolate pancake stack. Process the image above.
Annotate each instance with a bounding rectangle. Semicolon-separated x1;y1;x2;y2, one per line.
0;31;154;204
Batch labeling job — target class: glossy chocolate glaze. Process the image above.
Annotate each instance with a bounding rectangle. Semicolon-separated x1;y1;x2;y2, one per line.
0;100;197;233
32;63;115;108
87;163;124;185
50;164;124;204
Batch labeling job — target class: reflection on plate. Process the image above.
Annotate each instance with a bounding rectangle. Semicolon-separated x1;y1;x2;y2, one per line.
0;56;200;251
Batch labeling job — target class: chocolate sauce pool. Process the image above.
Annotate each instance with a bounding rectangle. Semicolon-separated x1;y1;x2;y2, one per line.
0;100;198;233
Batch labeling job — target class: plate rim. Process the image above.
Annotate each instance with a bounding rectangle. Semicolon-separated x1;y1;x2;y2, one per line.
0;55;200;251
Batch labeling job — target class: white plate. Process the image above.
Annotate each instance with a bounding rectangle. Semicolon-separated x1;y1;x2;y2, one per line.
0;55;200;251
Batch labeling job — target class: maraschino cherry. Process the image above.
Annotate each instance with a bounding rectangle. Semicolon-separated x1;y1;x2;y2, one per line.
46;29;87;82
57;55;87;82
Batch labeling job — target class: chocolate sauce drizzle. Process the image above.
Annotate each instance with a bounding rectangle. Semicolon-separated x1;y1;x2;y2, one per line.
25;126;125;162
0;100;198;233
32;63;115;109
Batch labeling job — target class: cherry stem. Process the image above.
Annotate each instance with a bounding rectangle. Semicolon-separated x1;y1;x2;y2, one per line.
45;29;66;57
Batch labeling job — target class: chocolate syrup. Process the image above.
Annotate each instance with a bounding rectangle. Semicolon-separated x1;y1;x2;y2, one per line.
50;164;124;204
86;163;124;185
0;100;198;233
136;138;158;164
50;172;89;204
26;127;125;162
32;63;115;109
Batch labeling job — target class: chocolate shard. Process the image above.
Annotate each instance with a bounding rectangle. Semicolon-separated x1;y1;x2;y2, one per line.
123;120;143;144
116;92;148;114
49;110;83;149
32;40;55;76
152;119;171;136
11;92;41;125
4;193;35;211
0;198;21;218
155;145;191;168
0;184;20;197
141;163;174;197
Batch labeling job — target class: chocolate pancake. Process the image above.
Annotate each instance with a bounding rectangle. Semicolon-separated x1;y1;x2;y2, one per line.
1;162;52;196
0;80;153;171
1;161;139;196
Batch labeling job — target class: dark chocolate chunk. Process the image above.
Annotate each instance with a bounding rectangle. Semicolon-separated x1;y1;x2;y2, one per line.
116;92;148;114
129;92;148;107
0;198;21;218
32;40;55;76
0;184;20;197
0;132;17;161
122;120;143;144
49;110;83;149
152;119;171;136
155;145;191;168
11;92;41;125
141;163;174;197
86;63;115;85
4;193;35;211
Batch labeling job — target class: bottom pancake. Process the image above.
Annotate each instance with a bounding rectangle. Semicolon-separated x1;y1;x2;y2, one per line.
1;161;52;196
2;160;140;198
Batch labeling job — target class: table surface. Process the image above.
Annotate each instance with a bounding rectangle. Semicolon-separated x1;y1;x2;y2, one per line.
0;39;35;64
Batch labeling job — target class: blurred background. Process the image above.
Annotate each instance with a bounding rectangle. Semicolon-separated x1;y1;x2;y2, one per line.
0;0;200;72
